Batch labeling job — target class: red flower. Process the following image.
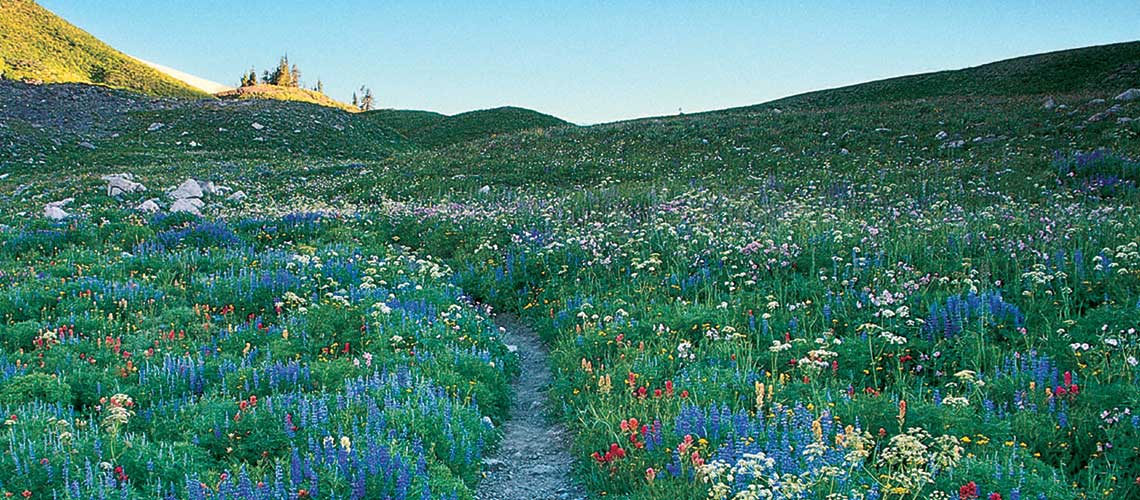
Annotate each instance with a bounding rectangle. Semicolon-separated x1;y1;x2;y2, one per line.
959;481;979;500
988;494;1002;500
664;380;674;396
21;491;31;499
680;390;689;398
1063;371;1072;387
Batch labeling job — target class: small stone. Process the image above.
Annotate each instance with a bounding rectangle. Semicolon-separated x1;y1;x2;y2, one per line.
482;458;506;471
839;148;850;155
1114;89;1139;101
1043;97;1056;110
44;205;69;220
251;122;265;130
136;199;161;213
147;122;164;132
935;130;949;140
479;185;491;194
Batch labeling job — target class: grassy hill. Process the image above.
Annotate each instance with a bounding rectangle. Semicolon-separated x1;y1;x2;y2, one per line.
363;106;571;148
216;84;358;113
745;40;1140;111
0;0;207;98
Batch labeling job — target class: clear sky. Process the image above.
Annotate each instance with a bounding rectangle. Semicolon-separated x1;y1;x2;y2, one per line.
37;1;1140;124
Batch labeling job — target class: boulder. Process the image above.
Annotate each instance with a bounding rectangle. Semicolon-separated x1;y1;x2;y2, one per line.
136;199;161;213
227;190;247;202
1114;89;1139;101
171;179;203;199
44;206;69;220
103;174;146;196
169;198;202;216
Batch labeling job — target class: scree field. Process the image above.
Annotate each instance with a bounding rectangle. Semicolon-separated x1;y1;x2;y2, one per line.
2;22;1140;500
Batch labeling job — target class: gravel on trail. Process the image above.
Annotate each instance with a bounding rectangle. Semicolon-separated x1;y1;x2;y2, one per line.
475;314;587;500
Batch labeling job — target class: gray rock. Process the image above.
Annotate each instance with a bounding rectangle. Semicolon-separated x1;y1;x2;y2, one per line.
1088;98;1106;105
147;122;164;132
226;190;247;202
136;199;161;213
874;127;892;132
171;179;203;199
1118;117;1133;124
78;141;96;150
169;198;202;216
251;122;265;130
505;344;518;353
935;130;949;140
103;174;146;196
479;185;491;194
1114;89;1140;101
942;140;965;149
482;458;507;471
839;148;850;155
1043;97;1056;110
44;206;69;220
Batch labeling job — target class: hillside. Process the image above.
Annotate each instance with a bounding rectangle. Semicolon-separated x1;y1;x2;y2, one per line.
0;0;207;98
363;106;571;148
215;84;357;113
746;40;1140;111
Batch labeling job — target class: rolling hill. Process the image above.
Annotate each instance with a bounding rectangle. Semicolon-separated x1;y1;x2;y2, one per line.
0;0;207;98
363;106;571;148
215;84;358;113
744;40;1140;111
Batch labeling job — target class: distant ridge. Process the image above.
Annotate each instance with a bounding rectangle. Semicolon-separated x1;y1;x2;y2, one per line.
0;0;207;98
744;41;1140;111
364;106;571;148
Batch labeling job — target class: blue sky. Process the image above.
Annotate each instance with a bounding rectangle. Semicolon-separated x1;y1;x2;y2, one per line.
39;1;1140;124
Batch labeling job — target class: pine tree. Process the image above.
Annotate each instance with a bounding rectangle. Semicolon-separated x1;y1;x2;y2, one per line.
315;79;324;94
290;64;301;88
359;86;374;111
352;92;358;108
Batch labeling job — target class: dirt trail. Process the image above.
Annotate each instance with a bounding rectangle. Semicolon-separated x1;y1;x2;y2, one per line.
475;314;587;500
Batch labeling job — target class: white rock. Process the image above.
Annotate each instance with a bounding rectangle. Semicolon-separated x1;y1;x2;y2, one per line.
251;122;265;130
44;205;69;220
479;185;491;194
46;198;74;209
935;130;949;140
1114;89;1139;101
874;127;892;132
136;199;161;213
227;190;247;201
147;122;164;132
171;179;203;199
839;148;850;155
103;174;146;196
169;198;202;215
942;140;965;149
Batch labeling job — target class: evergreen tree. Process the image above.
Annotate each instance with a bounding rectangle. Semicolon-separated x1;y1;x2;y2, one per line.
290;64;301;88
352;92;358;108
359;86;374;111
315;79;324;94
